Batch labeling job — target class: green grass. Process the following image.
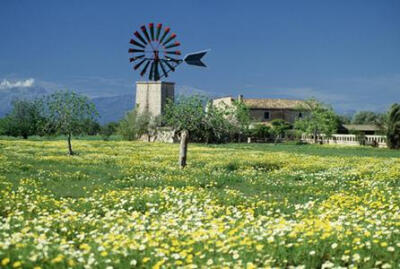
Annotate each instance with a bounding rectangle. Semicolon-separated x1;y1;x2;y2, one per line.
0;139;399;268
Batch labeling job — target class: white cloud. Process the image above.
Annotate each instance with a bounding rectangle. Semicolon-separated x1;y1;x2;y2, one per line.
0;78;35;90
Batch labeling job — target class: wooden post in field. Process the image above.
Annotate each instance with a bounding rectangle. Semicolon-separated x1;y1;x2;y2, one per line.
179;129;189;168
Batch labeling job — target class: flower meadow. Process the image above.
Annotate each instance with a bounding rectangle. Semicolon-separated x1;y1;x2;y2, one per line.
0;140;399;269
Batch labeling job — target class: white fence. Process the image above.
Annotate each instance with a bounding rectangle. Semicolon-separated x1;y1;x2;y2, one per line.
301;134;387;148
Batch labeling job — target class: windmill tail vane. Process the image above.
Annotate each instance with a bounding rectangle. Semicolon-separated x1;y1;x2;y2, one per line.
128;23;209;81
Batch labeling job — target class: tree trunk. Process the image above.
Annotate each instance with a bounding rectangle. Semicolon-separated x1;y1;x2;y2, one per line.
179;129;189;169
313;129;318;144
67;133;74;155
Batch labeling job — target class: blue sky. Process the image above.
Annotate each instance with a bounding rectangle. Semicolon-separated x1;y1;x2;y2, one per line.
1;0;399;113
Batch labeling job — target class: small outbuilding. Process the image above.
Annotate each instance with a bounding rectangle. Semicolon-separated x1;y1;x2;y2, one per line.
339;124;383;135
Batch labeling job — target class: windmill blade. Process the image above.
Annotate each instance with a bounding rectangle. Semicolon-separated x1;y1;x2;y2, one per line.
128;48;145;53
134;31;148;45
148;61;155;80
162;33;177;46
165;41;180;49
134;58;147;70
156;23;162;40
159;27;170;44
184;50;209;67
129;55;145;62
130;39;145;48
140;60;151;76
162;59;175;72
149;23;155;41
141;25;151;42
165;50;181;55
159;60;168;78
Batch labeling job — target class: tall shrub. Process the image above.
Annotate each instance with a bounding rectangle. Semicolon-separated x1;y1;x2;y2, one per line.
387;103;400;149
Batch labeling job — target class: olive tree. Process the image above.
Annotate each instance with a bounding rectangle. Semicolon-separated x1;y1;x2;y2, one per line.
2;99;46;138
45;90;98;155
270;119;292;143
118;109;151;141
294;98;339;143
164;95;206;168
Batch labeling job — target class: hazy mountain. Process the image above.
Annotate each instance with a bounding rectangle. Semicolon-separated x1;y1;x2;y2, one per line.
0;86;48;117
0;86;134;124
92;94;134;124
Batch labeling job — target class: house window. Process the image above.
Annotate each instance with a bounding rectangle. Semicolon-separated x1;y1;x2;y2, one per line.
264;111;270;120
298;112;303;118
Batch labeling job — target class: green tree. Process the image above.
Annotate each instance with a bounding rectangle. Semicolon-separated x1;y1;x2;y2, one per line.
164;95;206;168
386;103;400;149
338;114;351;125
82;119;101;136
2;99;46;139
0;117;13;136
118;109;151;141
231;100;251;142
351;111;382;124
294;98;339;143
100;122;119;141
45;90;98;155
250;124;272;141
270;119;291;143
202;102;233;144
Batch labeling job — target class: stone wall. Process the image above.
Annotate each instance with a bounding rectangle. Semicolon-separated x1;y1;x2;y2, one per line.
250;109;306;124
139;127;179;143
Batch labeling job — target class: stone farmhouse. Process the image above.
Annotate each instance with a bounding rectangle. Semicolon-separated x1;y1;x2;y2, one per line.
212;95;307;124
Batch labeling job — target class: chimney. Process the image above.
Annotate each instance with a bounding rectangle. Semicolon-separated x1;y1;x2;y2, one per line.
238;94;243;103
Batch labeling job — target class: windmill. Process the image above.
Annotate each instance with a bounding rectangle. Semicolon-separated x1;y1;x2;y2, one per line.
128;23;208;81
128;23;208;117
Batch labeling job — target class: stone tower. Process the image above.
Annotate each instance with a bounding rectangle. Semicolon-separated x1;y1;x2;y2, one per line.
135;81;175;117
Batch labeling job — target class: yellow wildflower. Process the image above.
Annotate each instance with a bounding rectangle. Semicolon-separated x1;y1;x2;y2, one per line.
2;258;10;266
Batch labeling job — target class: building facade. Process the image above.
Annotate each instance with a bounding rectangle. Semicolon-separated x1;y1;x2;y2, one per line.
212;95;307;124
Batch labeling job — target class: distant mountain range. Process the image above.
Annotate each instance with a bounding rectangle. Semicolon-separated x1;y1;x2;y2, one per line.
0;83;215;124
0;86;48;118
0;86;135;124
92;94;134;124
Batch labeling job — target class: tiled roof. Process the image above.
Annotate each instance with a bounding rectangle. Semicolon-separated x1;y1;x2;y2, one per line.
243;98;306;110
343;124;382;131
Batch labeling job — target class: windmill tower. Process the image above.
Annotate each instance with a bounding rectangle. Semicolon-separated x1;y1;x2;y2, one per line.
128;23;208;117
135;81;174;116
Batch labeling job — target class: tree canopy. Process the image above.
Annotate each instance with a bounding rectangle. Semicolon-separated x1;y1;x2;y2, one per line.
386;103;400;149
294;98;339;142
44;90;98;155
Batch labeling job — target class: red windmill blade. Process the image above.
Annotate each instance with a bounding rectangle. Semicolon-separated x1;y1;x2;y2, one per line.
165;50;181;56
155;24;162;40
165;41;180;49
134;31;147;45
134;58;147;70
140;61;151;76
141;25;151;42
159;61;168;77
130;39;145;48
149;23;155;41
129;55;145;63
128;48;145;53
162;33;176;46
159;27;170;44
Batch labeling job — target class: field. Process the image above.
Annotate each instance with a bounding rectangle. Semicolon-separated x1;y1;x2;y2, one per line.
0;139;399;268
